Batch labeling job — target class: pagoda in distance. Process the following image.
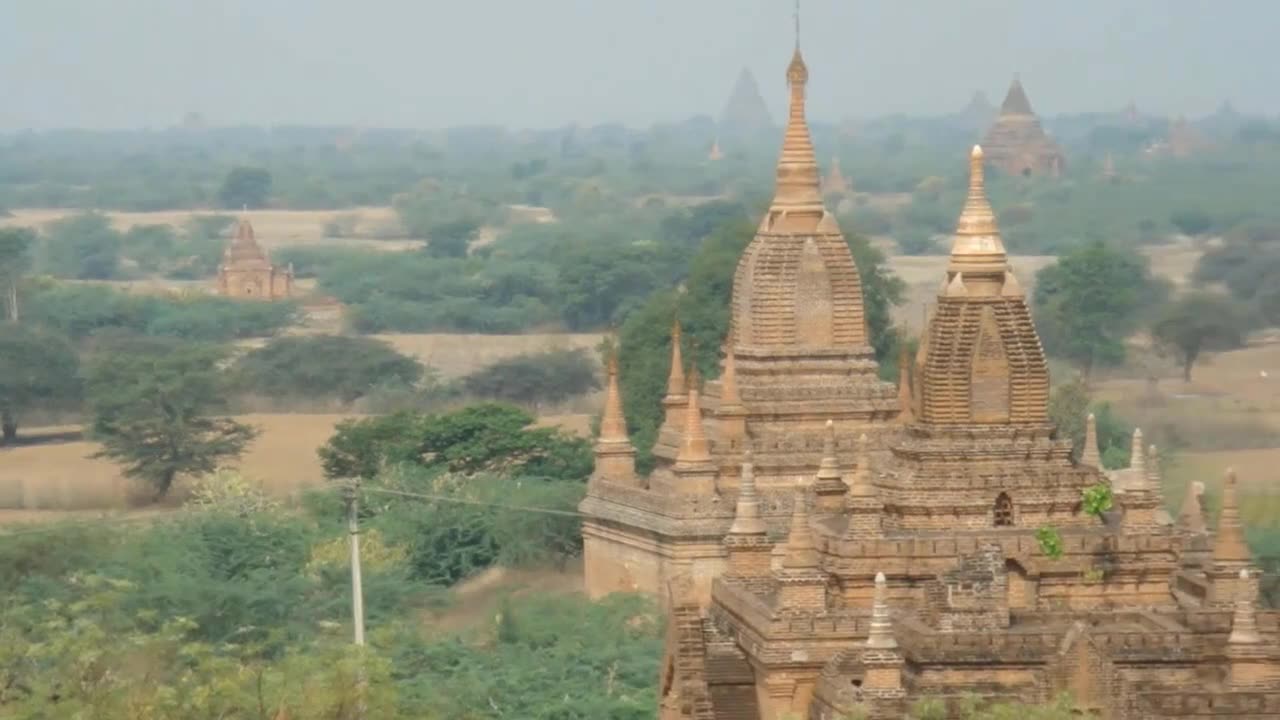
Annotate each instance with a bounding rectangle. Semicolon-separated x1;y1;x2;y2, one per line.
981;75;1065;178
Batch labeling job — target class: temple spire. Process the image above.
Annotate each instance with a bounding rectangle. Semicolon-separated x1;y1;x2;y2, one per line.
866;572;897;649
676;368;711;464
1213;468;1251;565
665;319;686;397
1129;428;1146;477
781;484;819;570
1080;412;1101;469
1228;569;1261;645
590;343;636;484
766;5;824;227
847;433;874;498
1178;480;1207;534
948;146;1007;292
599;347;628;442
813;420;847;512
728;452;767;537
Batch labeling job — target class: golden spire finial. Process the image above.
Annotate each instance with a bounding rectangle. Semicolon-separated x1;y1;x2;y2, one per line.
948;144;1008;293
768;0;823;226
954;145;999;238
598;344;628;442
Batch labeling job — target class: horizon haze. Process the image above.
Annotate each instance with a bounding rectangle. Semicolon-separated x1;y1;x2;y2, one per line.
3;0;1278;131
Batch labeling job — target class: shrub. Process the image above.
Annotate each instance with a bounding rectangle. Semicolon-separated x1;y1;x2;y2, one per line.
462;348;600;409
235;334;425;405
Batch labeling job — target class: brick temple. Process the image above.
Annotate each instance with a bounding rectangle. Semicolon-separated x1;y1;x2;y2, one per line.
981;76;1065;178
216;219;293;301
579;40;1279;720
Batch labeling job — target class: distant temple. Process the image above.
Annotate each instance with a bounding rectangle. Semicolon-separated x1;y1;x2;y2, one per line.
959;90;997;131
216;219;293;301
1147;116;1210;158
981;76;1065;177
718;68;775;141
708;139;723;162
583;25;1280;720
823;156;852;197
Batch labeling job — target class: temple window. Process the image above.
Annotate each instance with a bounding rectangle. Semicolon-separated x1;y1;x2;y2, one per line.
994;492;1014;527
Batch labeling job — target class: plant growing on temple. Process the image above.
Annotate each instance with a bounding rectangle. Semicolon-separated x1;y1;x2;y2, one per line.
86;337;257;500
1035;526;1064;560
1082;483;1114;518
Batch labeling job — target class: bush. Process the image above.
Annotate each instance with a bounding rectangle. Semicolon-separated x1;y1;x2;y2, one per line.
25;283;297;342
235;334;426;405
462;348;600;409
37;212;123;279
319;403;593;482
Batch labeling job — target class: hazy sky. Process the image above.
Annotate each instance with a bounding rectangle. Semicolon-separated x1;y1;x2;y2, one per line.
4;0;1277;130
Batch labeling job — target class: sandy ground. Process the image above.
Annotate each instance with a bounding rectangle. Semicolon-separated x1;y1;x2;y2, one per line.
0;411;591;517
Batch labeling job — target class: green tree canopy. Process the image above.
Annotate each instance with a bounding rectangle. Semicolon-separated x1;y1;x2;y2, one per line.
86;338;257;499
0;324;80;442
0;227;34;321
234;334;425;405
37;212;123;280
424;218;480;259
1151;292;1251;381
1032;241;1169;377
319;403;592;482
462;348;600;409
217;166;273;209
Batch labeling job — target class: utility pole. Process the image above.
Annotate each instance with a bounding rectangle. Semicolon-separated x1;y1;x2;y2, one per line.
344;478;367;719
344;478;366;647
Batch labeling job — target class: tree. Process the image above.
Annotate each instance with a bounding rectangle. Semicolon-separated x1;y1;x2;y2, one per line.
86;339;257;500
1047;376;1134;469
217;166;273;209
318;403;592;482
462;349;600;409
1033;241;1168;378
235;334;425;405
38;212;123;280
0;227;34;321
0;324;80;442
1151;292;1250;381
424;218;480;258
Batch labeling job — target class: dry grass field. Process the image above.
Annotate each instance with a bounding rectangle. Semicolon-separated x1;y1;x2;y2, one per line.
373;332;605;378
0;410;594;517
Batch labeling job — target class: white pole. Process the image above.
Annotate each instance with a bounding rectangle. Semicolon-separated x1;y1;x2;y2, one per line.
346;480;365;647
